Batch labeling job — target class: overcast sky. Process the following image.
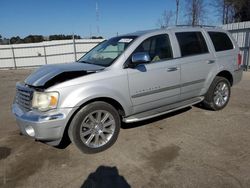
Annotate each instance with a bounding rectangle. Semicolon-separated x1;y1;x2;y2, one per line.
0;0;218;38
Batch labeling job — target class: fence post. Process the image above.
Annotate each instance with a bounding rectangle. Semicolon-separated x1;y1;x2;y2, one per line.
247;47;250;71
244;30;250;71
43;45;47;65
73;35;77;61
11;46;17;69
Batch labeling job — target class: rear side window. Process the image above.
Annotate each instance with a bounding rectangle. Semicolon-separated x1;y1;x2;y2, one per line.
134;34;173;62
176;32;208;57
208;32;234;52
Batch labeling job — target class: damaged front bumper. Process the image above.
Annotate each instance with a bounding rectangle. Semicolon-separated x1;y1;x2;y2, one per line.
12;103;76;146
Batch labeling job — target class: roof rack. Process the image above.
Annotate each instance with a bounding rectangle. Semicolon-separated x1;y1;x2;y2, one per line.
175;24;217;28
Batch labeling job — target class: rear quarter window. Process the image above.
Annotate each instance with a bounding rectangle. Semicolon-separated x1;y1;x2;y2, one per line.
176;32;209;57
208;32;234;52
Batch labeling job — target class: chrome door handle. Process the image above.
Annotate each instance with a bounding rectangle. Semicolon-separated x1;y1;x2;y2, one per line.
167;67;179;72
207;60;215;64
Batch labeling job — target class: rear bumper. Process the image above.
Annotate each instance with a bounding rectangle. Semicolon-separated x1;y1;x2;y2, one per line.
12;103;76;146
233;67;243;85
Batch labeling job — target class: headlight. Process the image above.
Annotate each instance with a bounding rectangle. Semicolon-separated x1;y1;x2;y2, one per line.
32;91;59;111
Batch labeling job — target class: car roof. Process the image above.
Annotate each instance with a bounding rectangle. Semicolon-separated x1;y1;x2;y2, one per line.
123;26;227;37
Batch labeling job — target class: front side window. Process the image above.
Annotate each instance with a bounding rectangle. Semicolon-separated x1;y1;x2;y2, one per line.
78;36;136;67
176;32;209;57
208;32;234;52
134;34;173;62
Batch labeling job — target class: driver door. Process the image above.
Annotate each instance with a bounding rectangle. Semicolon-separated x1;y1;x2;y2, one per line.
126;34;181;114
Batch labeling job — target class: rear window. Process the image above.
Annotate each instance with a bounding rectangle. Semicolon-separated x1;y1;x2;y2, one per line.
208;32;234;52
176;32;208;57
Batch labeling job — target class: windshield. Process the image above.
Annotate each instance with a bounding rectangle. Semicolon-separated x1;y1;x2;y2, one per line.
78;36;137;67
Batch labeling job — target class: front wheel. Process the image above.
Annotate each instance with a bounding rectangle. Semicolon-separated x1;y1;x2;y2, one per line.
202;76;231;111
68;101;121;154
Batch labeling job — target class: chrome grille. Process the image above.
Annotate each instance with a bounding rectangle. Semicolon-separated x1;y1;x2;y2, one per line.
16;84;33;110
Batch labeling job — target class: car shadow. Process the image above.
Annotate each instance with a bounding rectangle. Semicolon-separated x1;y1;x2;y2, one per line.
193;101;215;111
121;106;192;129
81;166;131;188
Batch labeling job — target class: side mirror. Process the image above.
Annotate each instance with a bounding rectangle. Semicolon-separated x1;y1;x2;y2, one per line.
130;52;151;67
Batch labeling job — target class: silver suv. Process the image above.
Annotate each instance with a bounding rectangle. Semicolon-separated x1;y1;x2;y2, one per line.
12;26;243;153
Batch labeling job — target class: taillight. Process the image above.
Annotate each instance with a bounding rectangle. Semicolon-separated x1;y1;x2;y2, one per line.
237;53;242;69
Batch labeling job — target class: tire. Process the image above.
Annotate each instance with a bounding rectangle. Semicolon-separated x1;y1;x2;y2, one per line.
68;101;121;154
202;76;231;111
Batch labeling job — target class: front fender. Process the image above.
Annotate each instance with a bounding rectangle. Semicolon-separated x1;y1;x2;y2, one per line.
58;84;133;116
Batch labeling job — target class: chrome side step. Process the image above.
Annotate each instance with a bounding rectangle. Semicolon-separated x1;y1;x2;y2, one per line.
123;97;204;123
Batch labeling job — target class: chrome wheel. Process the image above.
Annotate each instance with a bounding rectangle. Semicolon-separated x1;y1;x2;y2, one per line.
213;82;229;107
80;110;116;148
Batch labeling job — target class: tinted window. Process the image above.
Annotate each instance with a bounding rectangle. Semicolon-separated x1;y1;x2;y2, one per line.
176;32;208;57
208;32;234;52
134;34;173;62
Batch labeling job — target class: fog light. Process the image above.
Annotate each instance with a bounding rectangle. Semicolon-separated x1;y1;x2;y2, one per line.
25;125;35;137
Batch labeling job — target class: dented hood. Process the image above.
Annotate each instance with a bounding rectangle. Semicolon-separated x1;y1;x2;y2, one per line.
25;62;104;88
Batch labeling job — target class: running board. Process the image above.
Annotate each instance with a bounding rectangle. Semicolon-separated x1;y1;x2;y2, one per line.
123;97;204;123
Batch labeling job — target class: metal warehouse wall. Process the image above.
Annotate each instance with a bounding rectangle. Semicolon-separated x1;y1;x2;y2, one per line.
223;21;250;70
0;39;104;68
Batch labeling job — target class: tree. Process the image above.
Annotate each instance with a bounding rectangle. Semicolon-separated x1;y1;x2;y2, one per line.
213;0;250;24
23;35;44;43
91;36;103;39
185;0;206;26
157;10;174;28
73;35;81;39
10;36;22;44
212;0;235;24
230;0;250;22
49;34;81;41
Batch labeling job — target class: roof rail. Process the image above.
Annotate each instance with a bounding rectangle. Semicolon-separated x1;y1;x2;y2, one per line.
175;24;217;28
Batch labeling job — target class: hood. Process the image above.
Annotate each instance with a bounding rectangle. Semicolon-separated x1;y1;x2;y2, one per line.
25;62;105;88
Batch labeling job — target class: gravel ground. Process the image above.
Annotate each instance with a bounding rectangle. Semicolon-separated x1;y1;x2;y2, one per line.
0;69;250;188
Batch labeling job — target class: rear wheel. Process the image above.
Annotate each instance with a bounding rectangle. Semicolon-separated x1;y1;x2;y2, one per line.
68;101;121;154
202;76;231;111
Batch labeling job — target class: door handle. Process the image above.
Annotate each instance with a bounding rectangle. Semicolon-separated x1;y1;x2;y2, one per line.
167;67;179;72
207;60;215;64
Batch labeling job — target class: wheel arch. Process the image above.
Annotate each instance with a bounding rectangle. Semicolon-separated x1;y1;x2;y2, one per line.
216;70;233;86
76;97;126;117
59;97;126;146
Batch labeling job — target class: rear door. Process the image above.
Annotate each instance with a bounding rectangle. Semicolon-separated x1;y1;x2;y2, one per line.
126;34;181;114
174;31;217;100
207;31;238;71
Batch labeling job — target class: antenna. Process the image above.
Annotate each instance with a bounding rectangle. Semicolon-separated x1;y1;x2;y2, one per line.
96;1;100;36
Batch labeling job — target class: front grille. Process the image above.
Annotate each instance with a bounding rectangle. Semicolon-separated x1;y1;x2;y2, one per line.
16;84;33;110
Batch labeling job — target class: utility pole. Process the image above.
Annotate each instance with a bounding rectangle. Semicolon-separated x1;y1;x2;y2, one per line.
89;24;92;38
96;1;100;36
176;0;180;25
